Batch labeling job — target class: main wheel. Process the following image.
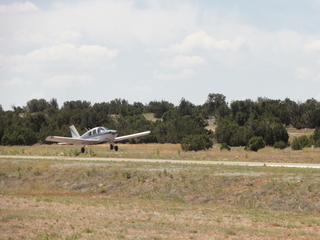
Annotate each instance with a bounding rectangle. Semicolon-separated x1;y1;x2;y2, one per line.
114;146;118;151
110;144;114;150
81;147;85;153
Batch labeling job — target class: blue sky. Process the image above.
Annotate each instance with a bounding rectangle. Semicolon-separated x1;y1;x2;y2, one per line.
1;0;320;110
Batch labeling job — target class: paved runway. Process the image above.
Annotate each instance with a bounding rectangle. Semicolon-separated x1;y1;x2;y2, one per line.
1;155;320;168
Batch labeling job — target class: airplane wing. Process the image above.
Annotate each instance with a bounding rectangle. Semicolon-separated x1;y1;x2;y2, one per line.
45;136;100;145
114;131;151;142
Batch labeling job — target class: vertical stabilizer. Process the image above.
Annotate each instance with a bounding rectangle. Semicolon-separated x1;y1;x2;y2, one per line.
70;125;80;138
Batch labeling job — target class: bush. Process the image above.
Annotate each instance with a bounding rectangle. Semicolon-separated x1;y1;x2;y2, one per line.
313;127;320;141
181;134;213;151
273;141;287;149
291;135;313;150
291;138;301;150
220;143;231;151
247;136;265;152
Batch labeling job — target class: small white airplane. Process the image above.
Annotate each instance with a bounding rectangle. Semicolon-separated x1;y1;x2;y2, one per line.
46;125;150;153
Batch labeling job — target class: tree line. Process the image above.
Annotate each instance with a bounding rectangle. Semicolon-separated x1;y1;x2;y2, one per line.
1;94;320;150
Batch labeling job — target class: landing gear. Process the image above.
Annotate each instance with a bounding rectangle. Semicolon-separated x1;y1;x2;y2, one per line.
110;144;119;151
81;147;85;154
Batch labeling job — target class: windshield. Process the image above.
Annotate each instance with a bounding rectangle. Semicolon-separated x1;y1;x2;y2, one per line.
98;127;108;132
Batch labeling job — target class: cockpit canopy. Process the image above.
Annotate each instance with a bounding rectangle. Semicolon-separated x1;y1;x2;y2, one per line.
97;127;109;132
82;126;110;137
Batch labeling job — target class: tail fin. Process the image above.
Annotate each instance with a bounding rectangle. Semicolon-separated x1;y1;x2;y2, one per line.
70;125;80;138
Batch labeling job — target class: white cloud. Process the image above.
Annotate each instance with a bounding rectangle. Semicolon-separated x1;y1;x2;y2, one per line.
13;30;82;45
0;1;39;14
313;73;320;83
304;40;320;52
164;31;247;54
0;77;24;86
171;55;206;69
79;45;119;60
154;69;196;80
29;92;45;100
2;44;119;73
131;86;152;91
296;67;312;79
24;44;118;62
43;75;93;87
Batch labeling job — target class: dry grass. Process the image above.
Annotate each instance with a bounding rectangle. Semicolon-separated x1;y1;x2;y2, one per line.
1;158;320;239
1;195;320;240
1;142;320;164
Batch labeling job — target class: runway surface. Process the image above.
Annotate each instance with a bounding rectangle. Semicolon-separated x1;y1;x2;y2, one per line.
1;155;320;168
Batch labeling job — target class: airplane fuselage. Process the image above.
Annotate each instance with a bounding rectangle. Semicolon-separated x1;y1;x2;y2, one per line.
80;127;118;144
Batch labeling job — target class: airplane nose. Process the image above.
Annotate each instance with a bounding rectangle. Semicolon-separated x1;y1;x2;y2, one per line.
112;131;118;135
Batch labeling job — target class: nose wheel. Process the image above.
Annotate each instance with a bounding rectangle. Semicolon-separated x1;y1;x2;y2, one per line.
110;144;119;151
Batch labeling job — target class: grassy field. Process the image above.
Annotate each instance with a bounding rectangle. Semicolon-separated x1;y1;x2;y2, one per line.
1;155;320;239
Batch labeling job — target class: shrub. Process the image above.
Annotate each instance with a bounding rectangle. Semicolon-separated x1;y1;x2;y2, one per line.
181;134;213;151
220;143;231;151
291;137;301;150
291;135;313;150
273;141;287;149
247;136;265;152
313;127;320;141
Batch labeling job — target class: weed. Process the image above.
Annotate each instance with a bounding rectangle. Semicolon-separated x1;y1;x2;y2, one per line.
2;215;22;222
223;228;236;235
85;166;97;177
65;233;82;240
70;149;81;156
99;188;107;194
122;171;131;179
34;232;60;240
89;149;97;157
0;172;8;178
138;174;145;183
33;170;42;176
84;228;93;233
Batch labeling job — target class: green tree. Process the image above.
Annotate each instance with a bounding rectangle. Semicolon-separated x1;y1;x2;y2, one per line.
214;118;238;145
203;93;229;119
26;99;50;113
247;136;265;152
229;126;254;146
181;134;213;151
313;127;320;142
146;100;174;118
